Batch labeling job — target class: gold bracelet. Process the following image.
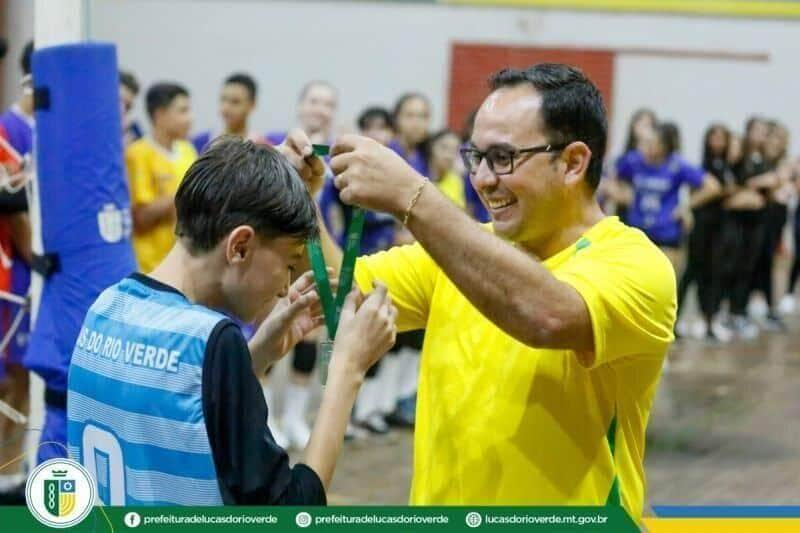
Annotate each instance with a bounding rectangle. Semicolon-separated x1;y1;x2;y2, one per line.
402;179;428;226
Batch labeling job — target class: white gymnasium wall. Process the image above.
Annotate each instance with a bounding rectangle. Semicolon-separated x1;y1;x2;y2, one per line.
75;0;800;161
2;0;35;108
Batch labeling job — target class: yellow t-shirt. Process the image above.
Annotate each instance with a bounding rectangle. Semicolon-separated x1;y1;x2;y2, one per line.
354;216;676;522
126;138;197;273
433;170;466;209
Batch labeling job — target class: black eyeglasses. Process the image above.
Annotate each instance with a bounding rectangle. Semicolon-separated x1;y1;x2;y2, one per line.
460;143;568;175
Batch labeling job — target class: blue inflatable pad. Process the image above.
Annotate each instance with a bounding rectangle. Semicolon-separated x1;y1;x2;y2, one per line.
25;43;136;390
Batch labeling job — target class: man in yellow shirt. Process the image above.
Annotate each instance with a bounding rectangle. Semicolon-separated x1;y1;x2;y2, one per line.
126;82;196;272
285;63;675;522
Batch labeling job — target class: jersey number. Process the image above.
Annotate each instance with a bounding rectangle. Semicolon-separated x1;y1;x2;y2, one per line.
82;425;125;505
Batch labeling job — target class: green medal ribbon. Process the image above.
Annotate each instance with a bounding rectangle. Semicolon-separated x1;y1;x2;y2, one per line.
307;144;365;383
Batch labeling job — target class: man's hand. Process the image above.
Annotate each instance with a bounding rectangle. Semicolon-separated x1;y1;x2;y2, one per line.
249;270;335;374
277;128;326;195
330;134;424;217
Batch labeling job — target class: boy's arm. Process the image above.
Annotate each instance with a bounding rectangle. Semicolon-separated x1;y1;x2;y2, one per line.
300;354;362;489
203;322;326;505
302;286;396;489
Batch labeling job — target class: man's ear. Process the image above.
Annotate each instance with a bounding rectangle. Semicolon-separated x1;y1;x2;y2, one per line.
562;141;592;187
225;225;256;265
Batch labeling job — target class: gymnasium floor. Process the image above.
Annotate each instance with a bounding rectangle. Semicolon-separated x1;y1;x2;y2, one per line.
318;315;800;507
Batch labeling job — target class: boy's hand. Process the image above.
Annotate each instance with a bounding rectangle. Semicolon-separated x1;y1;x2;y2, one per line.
251;270;336;369
331;281;397;378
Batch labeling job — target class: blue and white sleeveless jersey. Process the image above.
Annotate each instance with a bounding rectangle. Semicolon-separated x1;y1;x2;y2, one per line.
67;276;226;506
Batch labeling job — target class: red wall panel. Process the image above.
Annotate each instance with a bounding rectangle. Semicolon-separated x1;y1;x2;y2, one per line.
448;43;615;134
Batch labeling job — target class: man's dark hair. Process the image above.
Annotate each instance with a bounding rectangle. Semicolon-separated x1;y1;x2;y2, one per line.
21;40;33;75
489;63;608;190
119;70;140;95
145;82;189;119
175;136;318;253
298;80;336;103
357;106;393;132
0;37;8;61
225;72;257;101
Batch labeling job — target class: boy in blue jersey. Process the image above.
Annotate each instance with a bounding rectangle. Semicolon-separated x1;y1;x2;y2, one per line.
67;136;397;505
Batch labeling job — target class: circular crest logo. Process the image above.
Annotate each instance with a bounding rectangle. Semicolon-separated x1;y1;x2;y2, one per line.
466;511;483;528
26;458;96;528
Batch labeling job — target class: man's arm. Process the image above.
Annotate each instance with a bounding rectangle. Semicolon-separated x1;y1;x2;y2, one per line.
329;135;594;355
403;182;594;354
282;130;588;353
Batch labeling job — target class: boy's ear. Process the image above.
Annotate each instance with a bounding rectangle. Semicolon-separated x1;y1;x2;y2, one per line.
225;225;255;264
